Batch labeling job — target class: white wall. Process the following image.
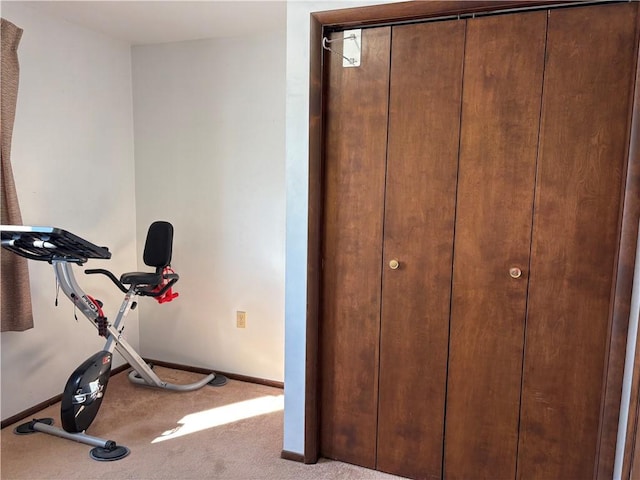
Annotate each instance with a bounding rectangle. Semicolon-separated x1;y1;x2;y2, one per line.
283;0;403;455
0;3;137;420
131;28;286;381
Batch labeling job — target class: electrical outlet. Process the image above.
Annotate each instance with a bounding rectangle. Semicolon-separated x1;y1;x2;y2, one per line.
236;311;247;328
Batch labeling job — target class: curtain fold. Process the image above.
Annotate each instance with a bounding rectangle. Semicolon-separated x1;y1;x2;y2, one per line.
1;18;33;332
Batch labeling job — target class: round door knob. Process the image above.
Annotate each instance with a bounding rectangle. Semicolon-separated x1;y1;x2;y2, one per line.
509;267;522;279
389;259;400;270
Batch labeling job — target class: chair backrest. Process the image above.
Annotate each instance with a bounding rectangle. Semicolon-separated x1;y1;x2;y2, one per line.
143;221;173;269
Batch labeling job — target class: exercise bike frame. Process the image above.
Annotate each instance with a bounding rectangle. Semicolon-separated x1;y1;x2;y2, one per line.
53;260;215;390
2;225;221;459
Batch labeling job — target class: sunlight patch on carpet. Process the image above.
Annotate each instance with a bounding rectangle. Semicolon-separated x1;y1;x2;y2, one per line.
151;395;284;443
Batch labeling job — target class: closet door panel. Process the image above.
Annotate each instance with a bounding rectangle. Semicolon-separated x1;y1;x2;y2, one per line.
445;11;547;480
376;20;465;480
518;4;639;479
319;27;391;469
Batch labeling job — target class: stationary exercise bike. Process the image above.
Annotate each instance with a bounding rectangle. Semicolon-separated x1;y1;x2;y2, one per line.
1;222;227;461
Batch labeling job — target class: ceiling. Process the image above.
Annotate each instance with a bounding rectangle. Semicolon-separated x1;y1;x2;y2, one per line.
12;1;286;45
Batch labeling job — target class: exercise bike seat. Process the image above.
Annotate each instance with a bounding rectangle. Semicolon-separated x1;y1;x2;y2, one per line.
86;221;179;297
119;271;164;288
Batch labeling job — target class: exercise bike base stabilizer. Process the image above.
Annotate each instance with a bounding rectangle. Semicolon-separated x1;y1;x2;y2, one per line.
1;222;227;461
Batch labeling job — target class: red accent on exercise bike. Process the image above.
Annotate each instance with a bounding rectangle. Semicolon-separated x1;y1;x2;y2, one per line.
87;295;104;317
152;267;179;304
87;295;109;337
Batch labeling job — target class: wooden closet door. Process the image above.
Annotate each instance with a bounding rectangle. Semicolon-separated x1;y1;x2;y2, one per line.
444;11;547;480
517;4;639;479
376;20;465;480
319;27;391;469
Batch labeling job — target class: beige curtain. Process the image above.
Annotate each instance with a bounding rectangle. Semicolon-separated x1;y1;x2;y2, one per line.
1;18;33;332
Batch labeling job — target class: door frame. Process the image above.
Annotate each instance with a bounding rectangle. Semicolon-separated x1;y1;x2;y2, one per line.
303;2;640;478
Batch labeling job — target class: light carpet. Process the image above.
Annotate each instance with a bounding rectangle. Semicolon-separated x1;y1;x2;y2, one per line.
0;366;402;480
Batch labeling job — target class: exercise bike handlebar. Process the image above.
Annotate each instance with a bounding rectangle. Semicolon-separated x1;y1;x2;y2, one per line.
84;269;129;293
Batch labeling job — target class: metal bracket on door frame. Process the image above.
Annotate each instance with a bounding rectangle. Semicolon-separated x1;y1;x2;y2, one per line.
322;29;362;68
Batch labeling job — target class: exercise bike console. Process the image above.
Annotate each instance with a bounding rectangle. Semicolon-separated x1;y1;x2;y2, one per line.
1;225;111;263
